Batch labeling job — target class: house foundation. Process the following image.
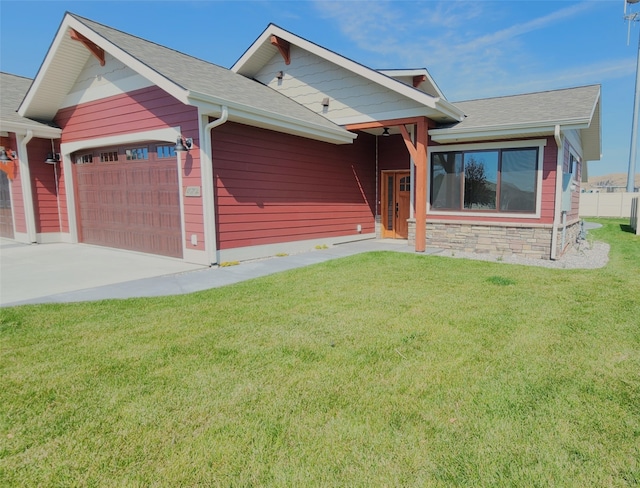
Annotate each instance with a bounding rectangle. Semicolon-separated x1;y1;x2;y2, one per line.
407;219;581;260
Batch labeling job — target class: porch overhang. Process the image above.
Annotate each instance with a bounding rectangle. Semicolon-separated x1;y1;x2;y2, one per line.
346;116;429;253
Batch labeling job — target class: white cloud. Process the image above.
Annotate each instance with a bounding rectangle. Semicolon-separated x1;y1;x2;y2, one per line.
314;0;625;100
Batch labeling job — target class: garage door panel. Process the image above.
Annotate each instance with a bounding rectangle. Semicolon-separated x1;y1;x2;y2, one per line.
75;148;182;258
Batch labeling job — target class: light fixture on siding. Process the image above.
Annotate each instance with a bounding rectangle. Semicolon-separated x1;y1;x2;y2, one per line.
322;97;330;108
44;139;63;231
44;153;61;164
382;127;390;137
175;136;193;152
0;148;13;161
0;148;16;180
276;70;284;80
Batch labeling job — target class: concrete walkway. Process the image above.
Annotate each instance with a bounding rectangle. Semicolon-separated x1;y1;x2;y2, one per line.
1;221;605;307
1;238;434;307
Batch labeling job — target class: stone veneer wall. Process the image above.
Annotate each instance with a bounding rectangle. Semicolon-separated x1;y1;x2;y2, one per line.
407;219;582;260
556;220;581;256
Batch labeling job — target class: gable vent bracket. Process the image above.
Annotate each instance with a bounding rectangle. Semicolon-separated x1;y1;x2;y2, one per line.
413;75;427;88
270;35;291;65
70;29;105;66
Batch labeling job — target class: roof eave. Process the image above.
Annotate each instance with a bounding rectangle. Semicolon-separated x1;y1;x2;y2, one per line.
17;13;69;118
188;91;357;145
19;13;191;120
0;120;62;138
430;119;591;143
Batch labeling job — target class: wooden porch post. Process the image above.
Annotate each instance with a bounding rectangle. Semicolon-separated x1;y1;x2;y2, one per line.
346;117;429;251
414;118;427;252
398;118;428;252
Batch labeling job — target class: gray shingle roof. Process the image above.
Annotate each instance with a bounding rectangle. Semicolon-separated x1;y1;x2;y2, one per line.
71;14;349;135
447;85;600;131
0;72;58;130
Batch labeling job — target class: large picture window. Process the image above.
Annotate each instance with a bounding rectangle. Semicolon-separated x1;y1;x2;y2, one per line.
431;147;538;213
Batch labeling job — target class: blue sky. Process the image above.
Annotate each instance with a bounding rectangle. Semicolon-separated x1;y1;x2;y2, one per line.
0;0;636;177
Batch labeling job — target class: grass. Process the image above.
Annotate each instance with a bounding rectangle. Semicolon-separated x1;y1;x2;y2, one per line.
1;218;639;486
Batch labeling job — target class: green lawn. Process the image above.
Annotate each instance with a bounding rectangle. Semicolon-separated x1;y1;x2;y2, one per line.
1;219;639;486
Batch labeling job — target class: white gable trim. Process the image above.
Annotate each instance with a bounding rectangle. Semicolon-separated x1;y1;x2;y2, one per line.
20;14;354;146
232;25;464;123
19;14;191;118
378;69;445;99
17;16;73;118
79;16;187;103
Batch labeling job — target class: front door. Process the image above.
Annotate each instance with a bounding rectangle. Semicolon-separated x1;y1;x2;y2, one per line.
381;171;410;239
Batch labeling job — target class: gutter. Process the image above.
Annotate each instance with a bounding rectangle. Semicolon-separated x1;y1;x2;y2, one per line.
188;91;356;144
429;120;590;144
551;125;563;260
200;106;229;265
0;122;61;139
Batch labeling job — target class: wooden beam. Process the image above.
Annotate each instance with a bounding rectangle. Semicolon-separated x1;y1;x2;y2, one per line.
270;35;291;65
397;119;428;252
398;124;417;161
413;75;427;88
414;118;428;253
345;117;426;132
70;29;105;66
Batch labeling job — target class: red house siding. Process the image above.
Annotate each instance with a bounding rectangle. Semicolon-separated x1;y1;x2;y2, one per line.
212;123;376;250
27;137;66;234
55;86;203;251
378;134;410;171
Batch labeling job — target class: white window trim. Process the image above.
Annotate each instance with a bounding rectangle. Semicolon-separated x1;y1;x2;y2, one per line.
427;139;547;219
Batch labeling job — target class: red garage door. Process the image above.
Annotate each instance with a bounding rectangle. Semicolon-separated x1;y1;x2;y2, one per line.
74;143;182;258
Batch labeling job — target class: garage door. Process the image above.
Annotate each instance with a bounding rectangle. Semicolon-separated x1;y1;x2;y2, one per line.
74;143;182;258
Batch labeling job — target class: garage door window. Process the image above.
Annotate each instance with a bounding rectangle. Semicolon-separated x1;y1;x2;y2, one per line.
76;154;93;164
100;151;118;162
157;145;176;158
126;147;148;161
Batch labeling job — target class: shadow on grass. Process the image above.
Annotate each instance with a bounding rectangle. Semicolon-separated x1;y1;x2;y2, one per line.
619;224;635;234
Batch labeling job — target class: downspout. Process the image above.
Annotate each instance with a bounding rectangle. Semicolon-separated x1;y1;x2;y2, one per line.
18;130;36;243
551;125;563;260
201;106;228;265
561;210;567;254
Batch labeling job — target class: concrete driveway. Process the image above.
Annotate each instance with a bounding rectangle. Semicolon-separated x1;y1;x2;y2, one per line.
0;240;205;306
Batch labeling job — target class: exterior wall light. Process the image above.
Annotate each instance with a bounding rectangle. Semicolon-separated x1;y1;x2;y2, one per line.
175;137;193;152
0;148;16;161
44;153;61;164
